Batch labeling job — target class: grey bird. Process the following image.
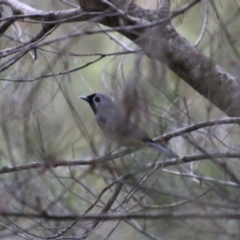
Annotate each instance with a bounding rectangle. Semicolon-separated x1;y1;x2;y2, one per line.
80;93;178;158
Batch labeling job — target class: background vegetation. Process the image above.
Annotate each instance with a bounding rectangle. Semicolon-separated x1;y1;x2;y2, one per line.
0;0;240;239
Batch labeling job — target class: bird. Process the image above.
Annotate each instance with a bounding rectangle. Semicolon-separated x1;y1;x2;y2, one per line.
80;93;178;158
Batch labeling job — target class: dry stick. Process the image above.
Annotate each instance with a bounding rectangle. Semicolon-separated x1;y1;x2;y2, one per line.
81;182;123;239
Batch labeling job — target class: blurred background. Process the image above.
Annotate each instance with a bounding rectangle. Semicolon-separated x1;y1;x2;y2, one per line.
0;0;240;239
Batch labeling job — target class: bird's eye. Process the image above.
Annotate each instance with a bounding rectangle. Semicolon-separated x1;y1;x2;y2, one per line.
94;96;101;103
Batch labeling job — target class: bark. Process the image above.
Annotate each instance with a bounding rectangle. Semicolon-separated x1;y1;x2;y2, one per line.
79;0;240;117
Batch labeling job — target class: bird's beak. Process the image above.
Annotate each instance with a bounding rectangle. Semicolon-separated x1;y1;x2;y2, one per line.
79;95;89;102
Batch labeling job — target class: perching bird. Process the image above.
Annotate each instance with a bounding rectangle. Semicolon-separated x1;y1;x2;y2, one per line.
80;93;178;158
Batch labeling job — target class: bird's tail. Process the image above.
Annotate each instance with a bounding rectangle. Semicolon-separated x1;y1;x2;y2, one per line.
146;141;178;158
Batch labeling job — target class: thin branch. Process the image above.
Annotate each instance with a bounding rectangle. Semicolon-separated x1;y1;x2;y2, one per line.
81;182;123;238
155;117;240;142
0;211;240;221
1;151;240;174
